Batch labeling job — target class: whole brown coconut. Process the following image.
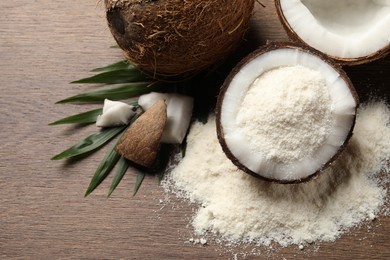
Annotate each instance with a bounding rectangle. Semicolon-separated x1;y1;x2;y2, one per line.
104;0;255;77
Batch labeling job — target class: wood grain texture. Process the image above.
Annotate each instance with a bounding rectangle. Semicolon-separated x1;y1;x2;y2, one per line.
0;1;389;259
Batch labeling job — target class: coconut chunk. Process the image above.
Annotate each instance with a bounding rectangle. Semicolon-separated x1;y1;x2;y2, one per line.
115;100;167;168
138;92;194;144
96;99;135;127
138;92;167;111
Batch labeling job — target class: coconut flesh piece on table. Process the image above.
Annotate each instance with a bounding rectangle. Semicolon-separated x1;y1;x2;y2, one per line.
216;43;359;183
138;92;194;144
275;0;390;65
96;99;135;127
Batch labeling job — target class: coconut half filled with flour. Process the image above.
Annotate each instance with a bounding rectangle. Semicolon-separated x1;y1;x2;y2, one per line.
216;43;359;183
275;0;390;65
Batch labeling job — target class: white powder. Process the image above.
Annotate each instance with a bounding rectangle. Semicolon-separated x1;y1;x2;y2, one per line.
236;65;332;162
164;101;390;247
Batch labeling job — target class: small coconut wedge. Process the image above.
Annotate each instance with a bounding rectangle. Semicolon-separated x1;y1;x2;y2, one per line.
216;42;359;183
275;0;390;65
116;99;167;168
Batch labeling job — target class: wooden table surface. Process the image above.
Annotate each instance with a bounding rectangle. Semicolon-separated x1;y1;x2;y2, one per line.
1;1;389;259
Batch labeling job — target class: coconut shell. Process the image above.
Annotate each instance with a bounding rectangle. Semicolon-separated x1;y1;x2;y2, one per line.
104;0;255;77
274;0;390;66
115;99;167;168
216;42;359;184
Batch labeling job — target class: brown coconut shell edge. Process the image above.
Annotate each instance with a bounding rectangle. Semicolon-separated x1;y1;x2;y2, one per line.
115;99;167;168
274;0;390;66
215;42;360;184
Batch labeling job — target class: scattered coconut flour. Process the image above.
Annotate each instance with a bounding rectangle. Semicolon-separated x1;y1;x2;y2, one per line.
236;65;332;162
163;101;390;248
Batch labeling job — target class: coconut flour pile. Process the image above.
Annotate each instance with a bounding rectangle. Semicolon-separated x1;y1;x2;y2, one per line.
164;101;390;247
237;65;332;162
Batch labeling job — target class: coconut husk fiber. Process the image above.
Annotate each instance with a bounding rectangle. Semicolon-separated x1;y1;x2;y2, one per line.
104;0;255;77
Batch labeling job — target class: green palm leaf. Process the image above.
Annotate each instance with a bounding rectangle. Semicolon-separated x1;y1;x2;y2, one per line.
91;60;134;72
51;55;174;197
133;172;146;196
51;126;126;160
56;83;158;104
71;69;147;84
49;108;102;125
84;114;140;196
49;101;138;125
85;144;122;197
107;157;129;197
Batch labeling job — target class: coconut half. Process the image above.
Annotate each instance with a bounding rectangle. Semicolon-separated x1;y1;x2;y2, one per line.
275;0;390;65
216;43;359;183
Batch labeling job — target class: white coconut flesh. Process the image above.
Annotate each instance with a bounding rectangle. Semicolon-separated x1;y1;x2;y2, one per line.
279;0;390;60
96;99;135;127
219;47;357;182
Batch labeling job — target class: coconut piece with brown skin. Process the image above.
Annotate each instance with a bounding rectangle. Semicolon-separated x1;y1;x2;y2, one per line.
138;92;194;144
104;0;255;77
216;42;359;184
116;99;167;168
